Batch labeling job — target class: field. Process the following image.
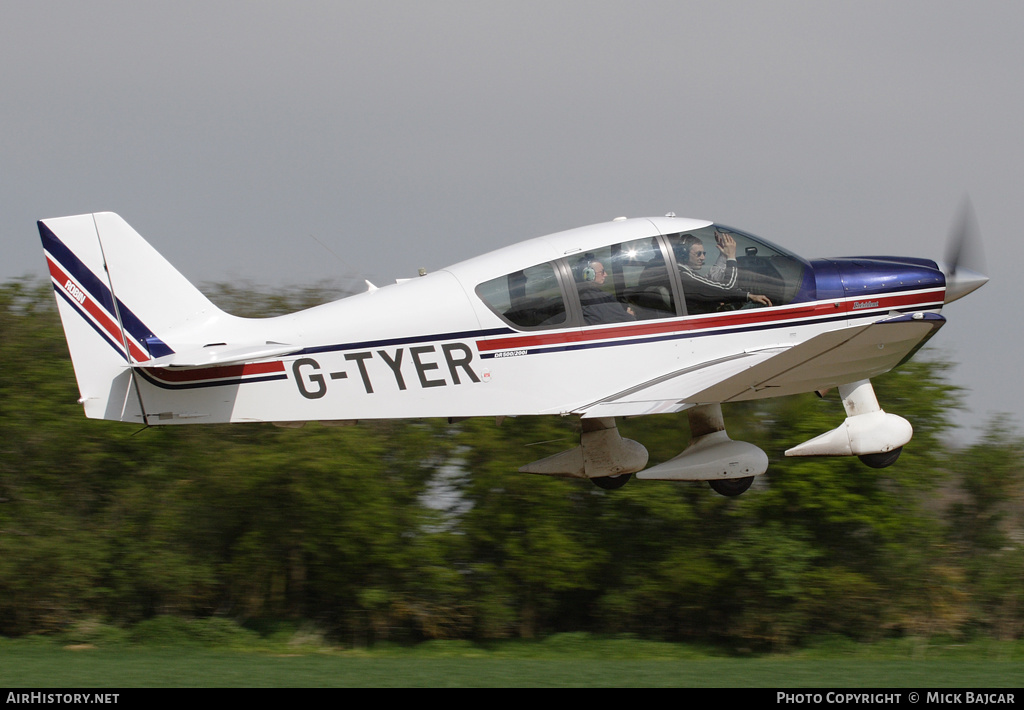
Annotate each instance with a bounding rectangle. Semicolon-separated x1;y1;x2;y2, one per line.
1;636;1022;688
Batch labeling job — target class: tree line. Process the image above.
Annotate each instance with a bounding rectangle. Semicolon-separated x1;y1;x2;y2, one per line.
1;279;1021;648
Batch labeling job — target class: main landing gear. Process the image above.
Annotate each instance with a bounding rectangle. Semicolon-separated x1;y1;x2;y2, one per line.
590;473;633;490
636;403;768;495
518;378;909;496
518;405;768;496
707;476;755;497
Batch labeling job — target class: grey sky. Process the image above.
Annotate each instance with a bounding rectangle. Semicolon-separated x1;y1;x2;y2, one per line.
3;1;1021;440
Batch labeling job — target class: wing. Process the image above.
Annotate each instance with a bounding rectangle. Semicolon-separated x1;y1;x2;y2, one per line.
578;313;945;418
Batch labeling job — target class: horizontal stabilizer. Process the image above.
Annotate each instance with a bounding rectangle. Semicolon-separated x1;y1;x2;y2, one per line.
132;342;301;369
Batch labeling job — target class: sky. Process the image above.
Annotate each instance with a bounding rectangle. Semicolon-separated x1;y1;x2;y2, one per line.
2;1;1021;442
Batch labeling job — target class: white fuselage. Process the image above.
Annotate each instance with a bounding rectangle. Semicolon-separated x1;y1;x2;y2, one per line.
130;217;946;425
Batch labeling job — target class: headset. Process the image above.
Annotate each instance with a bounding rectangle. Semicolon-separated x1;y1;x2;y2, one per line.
576;253;597;282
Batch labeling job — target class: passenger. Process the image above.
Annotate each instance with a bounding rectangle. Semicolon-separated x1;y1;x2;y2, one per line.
676;234;772;313
576;257;636;325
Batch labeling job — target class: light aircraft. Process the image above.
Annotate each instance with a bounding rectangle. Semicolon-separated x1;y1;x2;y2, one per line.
39;210;987;496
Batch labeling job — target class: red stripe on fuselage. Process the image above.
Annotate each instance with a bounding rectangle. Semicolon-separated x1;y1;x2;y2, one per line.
475;290;943;353
141;361;286;384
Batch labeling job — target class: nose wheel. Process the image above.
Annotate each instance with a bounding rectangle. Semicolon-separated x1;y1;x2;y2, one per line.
858;447;903;469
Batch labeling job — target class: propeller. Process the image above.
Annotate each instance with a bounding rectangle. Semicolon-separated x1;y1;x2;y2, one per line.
939;196;988;304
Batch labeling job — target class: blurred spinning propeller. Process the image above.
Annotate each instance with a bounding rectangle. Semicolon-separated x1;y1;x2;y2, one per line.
940;196;988;303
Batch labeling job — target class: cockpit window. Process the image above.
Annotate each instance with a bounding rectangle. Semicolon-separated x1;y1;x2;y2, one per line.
667;225;811;314
476;262;568;329
475;224;812;330
570;237;678;324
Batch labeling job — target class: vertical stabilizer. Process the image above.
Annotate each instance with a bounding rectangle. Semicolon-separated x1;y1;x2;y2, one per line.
39;212;225;422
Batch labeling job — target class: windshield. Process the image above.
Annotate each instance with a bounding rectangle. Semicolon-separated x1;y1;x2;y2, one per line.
667;224;814;312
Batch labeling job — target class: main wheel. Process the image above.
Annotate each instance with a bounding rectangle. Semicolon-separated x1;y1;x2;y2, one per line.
858;447;903;469
591;473;632;490
708;476;754;497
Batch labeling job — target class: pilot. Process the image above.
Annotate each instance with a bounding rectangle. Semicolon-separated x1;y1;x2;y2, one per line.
576;256;636;325
676;233;772;313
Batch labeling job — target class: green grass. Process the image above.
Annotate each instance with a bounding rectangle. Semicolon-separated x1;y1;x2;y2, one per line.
1;632;1022;687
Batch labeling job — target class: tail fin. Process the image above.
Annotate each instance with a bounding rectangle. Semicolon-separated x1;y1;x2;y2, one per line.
40;212;225;421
